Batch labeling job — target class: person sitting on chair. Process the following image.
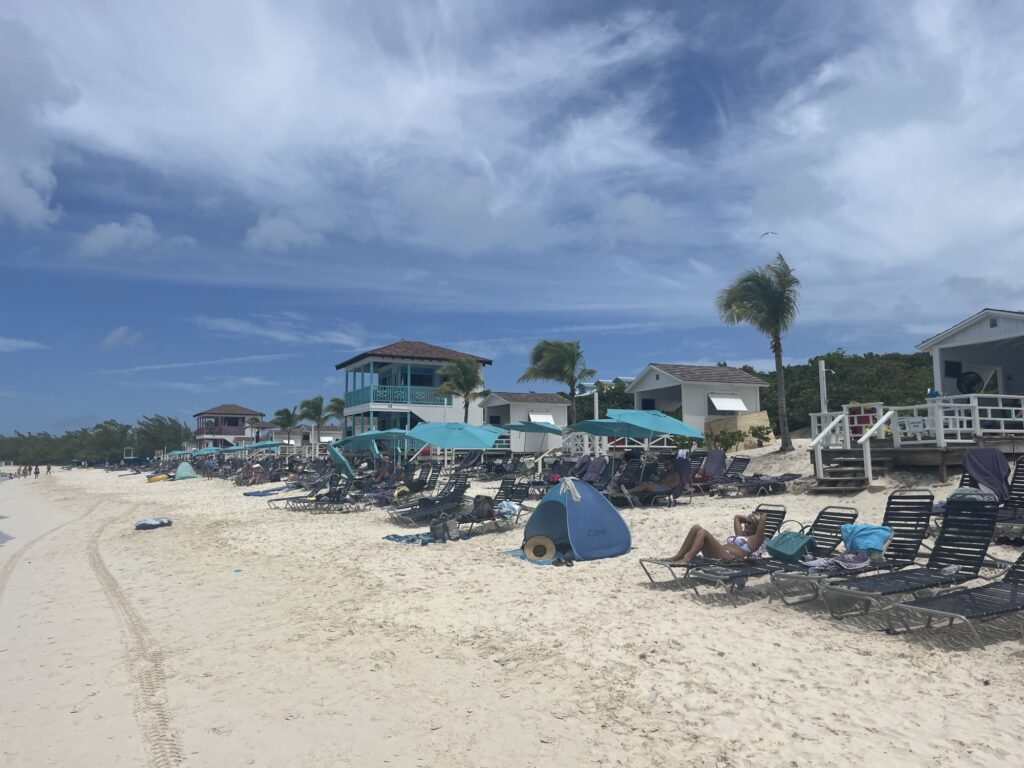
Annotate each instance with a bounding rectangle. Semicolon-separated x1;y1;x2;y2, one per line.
664;511;768;566
623;464;680;498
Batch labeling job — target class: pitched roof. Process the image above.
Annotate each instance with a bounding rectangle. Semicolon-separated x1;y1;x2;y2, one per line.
646;364;769;387
916;308;1024;350
335;340;493;369
193;404;265;418
487;391;570;404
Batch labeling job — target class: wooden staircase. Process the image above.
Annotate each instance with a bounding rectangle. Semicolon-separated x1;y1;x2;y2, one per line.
807;452;894;495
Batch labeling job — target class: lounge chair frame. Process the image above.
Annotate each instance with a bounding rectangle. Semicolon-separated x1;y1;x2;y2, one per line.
769;490;933;606
819;498;999;619
638;504;787;592
884;553;1024;646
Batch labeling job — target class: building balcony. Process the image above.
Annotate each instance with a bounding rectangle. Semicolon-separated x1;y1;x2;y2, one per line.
345;385;453;408
195;425;246;437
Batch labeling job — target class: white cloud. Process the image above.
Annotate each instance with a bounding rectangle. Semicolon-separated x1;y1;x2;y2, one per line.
0;18;75;227
95;353;297;375
0;336;48;352
193;314;367;347
101;325;143;347
76;212;195;258
244;212;327;251
162;375;277;393
6;0;1024;340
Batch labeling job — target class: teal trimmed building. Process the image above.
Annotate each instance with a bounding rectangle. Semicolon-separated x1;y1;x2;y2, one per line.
335;340;492;436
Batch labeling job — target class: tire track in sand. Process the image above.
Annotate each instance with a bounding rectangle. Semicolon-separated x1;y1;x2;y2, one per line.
0;502;101;611
88;518;184;768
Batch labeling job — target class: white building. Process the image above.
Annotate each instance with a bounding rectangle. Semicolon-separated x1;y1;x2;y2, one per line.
626;363;768;432
916;308;1024;396
479;391;569;453
336;340;492;435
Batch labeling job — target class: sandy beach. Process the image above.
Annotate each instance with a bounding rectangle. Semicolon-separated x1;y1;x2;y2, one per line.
2;446;1023;768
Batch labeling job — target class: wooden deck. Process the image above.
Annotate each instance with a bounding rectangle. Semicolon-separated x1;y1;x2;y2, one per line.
811;437;1023;482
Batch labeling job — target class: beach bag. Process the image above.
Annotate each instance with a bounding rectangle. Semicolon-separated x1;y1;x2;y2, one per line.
767;526;813;563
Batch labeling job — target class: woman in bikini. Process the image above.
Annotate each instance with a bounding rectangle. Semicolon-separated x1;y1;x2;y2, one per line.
665;511;768;566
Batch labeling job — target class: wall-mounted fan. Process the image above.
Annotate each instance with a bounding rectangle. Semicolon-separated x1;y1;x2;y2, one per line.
956;371;985;394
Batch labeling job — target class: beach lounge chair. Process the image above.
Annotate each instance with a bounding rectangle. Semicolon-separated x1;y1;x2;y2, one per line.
819;498;999;618
691;449;727;494
388;473;470;526
628;456;693;507
682;506;859;603
452;450;483;473
885;551;1024;646
584;458;614;491
994;458;1024;537
567;454;592;479
688;449;708;473
770;489;933;605
638;504;788;588
580;456;607;485
959;447;1011;499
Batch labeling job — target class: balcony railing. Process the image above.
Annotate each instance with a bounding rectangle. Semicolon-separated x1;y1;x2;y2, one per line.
195;425;245;436
345;385;453;407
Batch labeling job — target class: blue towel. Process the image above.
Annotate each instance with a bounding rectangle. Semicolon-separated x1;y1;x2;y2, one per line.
244;485;288;497
841;523;892;552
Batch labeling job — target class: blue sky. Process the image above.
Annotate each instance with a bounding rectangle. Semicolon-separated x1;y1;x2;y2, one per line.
3;1;1023;433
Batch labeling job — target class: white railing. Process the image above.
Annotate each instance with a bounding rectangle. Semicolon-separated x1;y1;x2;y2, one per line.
857;410;896;484
844;402;885;443
809;413;848;480
810;411;848;448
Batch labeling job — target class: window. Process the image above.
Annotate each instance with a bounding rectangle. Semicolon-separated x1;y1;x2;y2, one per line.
641;398;656;411
707;394;747;415
944;361;962;379
989;317;998;328
528;413;555;424
410;366;435;387
489;414;501;425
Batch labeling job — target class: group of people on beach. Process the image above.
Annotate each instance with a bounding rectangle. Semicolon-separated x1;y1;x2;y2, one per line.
12;465;50;479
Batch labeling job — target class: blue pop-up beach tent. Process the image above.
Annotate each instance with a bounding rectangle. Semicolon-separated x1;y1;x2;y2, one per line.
173;461;198;480
523;478;632;561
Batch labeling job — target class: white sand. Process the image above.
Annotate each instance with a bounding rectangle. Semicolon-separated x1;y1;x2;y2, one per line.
1;444;1023;767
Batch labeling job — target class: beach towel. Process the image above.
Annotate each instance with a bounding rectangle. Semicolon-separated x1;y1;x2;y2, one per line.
840;523;892;553
135;518;172;530
963;448;1011;501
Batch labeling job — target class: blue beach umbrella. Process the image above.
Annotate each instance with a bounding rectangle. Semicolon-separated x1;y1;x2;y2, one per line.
408;422;501;450
605;409;703;439
500;421;563;436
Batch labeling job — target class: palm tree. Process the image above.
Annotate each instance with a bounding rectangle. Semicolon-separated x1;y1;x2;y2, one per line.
715;253;800;452
435;358;487;422
272;406;299;446
518;340;596;425
299;396;327;450
326;397;346;425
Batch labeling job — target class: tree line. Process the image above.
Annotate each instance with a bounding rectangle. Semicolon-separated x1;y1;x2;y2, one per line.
0;415;195;465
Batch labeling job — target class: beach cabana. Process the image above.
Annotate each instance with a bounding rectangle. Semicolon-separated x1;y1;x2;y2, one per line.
522;479;632;561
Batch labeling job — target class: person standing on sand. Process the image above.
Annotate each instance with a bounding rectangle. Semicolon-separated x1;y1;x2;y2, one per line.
33;466;40;479
46;464;52;475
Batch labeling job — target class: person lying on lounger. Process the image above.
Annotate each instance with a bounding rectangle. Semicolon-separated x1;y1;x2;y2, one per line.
623;464;680;497
664;511;768;566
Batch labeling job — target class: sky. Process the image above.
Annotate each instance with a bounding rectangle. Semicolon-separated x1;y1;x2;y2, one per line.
2;0;1023;433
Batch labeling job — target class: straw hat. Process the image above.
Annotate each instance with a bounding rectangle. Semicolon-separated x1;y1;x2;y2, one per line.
523;535;556;561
